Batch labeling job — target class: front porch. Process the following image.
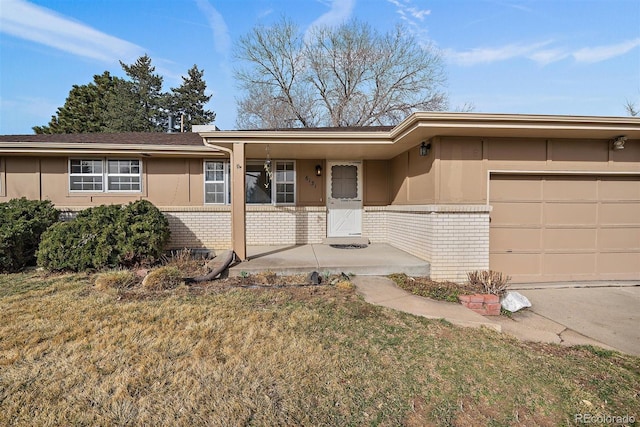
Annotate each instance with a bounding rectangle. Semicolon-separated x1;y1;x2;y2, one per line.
227;243;431;277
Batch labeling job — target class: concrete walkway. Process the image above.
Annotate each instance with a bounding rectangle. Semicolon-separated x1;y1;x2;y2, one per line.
352;276;625;353
352;276;501;331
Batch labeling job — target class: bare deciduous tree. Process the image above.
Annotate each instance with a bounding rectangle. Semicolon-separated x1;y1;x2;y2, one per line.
235;18;448;129
625;99;639;117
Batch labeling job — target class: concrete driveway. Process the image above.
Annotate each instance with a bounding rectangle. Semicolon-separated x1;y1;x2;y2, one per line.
515;284;640;356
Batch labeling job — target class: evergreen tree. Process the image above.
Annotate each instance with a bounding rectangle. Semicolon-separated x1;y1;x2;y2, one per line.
32;55;215;133
117;54;166;132
169;65;216;131
33;72;119;134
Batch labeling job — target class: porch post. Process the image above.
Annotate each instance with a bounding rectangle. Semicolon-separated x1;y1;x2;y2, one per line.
231;142;247;260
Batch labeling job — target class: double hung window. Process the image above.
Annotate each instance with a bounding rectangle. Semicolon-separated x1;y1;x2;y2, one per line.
204;160;229;204
205;160;295;205
107;160;141;191
69;158;141;192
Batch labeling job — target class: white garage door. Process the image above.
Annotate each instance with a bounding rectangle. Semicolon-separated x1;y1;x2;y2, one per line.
490;174;640;283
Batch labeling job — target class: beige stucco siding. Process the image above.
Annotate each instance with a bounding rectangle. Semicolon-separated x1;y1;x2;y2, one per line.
390;151;409;204
296;159;325;206
390;137;640;205
0;156;213;206
146;158;201;206
363;160;390;205
389;142;436;204
3;157;40;200
438;138;484;203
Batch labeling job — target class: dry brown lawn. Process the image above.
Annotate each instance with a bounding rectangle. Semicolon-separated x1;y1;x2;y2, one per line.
0;271;638;426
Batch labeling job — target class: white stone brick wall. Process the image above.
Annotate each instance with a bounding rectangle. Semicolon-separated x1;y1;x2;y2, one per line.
382;205;491;283
166;206;326;248
426;210;490;283
162;207;231;249
58;206;326;249
363;207;387;243
246;206;326;245
59;204;489;282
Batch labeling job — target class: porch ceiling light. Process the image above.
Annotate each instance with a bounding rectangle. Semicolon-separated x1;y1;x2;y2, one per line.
315;164;323;176
612;135;627;150
419;141;431;157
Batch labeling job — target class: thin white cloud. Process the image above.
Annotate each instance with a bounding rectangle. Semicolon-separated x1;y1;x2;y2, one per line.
388;0;431;20
0;0;144;63
308;0;356;29
386;0;431;46
257;8;274;19
448;37;640;67
194;0;231;55
573;38;640;63
528;48;570;65
446;41;553;66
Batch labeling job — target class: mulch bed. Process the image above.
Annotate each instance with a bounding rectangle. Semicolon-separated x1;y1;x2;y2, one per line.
388;273;483;303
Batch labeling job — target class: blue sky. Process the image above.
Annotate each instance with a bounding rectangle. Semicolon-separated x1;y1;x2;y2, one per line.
1;0;639;134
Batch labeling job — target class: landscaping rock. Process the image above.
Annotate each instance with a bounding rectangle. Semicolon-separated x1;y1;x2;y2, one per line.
135;268;149;279
501;291;532;312
308;271;321;285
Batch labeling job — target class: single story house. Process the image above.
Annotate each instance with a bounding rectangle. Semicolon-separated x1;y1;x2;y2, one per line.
1;112;639;283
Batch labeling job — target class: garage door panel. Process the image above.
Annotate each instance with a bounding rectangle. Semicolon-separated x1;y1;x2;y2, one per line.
599;177;640;200
597;252;640;274
598;227;640;251
490;228;541;251
490;176;542;201
490;174;640;282
544;203;597;226
544;177;598;201
491;202;542;226
599;203;640;225
543;253;597;275
543;228;597;251
490;253;541;275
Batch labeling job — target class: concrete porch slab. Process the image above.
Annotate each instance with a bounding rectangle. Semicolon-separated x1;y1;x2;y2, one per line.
228;243;430;277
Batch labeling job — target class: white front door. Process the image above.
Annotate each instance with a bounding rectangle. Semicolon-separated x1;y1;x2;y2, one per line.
327;161;363;237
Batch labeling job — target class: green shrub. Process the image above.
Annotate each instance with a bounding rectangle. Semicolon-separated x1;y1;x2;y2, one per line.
141;266;183;291
0;198;59;272
37;200;170;271
94;269;138;290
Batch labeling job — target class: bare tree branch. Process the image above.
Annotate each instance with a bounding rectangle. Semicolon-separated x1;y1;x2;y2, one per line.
234;18;448;129
625;99;639;117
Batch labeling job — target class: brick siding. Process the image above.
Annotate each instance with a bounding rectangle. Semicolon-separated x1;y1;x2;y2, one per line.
366;205;491;282
59;204;489;282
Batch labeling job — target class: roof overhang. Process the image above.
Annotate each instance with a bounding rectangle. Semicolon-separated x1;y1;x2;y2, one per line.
200;112;640;160
1;113;638;160
0;143;229;157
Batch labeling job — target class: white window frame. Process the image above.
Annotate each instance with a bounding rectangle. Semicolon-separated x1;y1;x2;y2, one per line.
107;159;142;192
245;159;296;206
204;160;230;205
68;158;142;193
275;160;296;205
69;158;104;192
245;160;273;205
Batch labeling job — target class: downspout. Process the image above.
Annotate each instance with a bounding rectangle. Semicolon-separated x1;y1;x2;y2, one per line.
201;138;247;261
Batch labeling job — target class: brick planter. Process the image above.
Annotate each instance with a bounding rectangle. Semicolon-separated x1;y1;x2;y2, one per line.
459;294;501;316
